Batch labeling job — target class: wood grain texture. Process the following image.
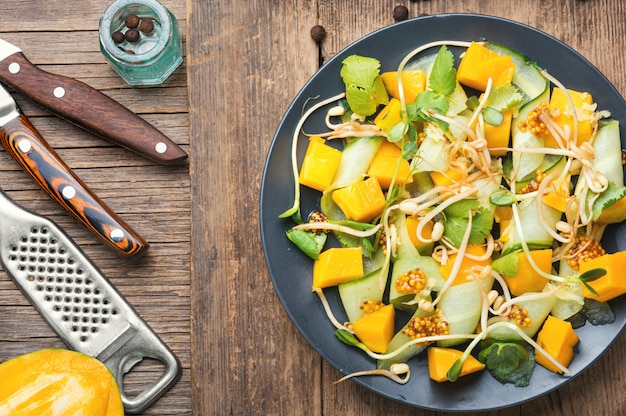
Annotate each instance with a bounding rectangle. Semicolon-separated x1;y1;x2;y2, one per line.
3;0;626;415
187;0;626;416
0;1;191;415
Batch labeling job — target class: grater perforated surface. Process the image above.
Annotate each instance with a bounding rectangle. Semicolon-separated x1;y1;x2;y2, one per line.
9;224;122;345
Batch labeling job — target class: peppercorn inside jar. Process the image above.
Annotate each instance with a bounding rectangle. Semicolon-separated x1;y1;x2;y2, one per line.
99;0;183;86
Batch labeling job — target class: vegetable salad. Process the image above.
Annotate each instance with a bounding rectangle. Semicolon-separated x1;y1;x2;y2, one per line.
280;39;626;386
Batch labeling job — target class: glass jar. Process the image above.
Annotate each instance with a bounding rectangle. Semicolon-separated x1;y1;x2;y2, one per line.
99;0;183;86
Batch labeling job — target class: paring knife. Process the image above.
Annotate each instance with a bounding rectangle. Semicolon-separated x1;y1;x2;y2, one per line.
0;83;148;259
0;38;187;165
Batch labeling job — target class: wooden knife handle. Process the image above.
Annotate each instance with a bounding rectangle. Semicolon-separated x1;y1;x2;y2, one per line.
0;114;149;259
0;52;187;165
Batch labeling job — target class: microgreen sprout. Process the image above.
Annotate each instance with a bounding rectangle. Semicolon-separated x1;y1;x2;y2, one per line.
335;328;478;361
280;93;346;220
333;363;411;385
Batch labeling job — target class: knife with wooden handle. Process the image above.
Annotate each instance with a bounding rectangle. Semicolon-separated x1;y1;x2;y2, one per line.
0;84;148;259
0;38;187;165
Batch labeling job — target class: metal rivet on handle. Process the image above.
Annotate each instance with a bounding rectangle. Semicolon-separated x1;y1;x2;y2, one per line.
110;228;124;243
61;186;76;200
17;139;32;153
155;142;167;154
53;87;66;98
8;62;20;74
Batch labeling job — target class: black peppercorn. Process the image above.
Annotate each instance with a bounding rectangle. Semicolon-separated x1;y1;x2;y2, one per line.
393;5;409;22
139;18;154;33
310;25;327;43
125;13;140;29
125;29;140;43
112;30;125;44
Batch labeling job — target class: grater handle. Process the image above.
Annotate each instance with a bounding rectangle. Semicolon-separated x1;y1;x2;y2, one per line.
100;322;182;414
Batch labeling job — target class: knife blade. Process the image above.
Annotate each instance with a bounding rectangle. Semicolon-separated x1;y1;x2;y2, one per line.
0;84;149;258
0;38;187;165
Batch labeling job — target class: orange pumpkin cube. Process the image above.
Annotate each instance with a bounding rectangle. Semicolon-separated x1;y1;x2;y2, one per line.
331;176;386;222
579;250;626;302
485;109;513;156
299;136;342;192
502;249;553;296
427;347;485;382
367;140;413;189
312;247;364;290
352;304;395;353
457;42;516;91
374;98;403;133
535;316;579;373
380;70;427;103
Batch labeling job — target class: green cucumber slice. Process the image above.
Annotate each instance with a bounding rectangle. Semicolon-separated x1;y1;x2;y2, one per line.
338;268;386;323
511;86;550;182
502;196;562;256
330;136;383;189
389;256;446;312
591;119;623;187
436;278;494;347
488;294;557;341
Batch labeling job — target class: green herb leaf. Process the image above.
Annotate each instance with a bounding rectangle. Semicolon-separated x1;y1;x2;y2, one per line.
478;342;528;377
429;46;456;97
442;200;494;247
340;55;389;116
410;91;450;122
581;279;599;297
579;267;607;283
478;341;534;387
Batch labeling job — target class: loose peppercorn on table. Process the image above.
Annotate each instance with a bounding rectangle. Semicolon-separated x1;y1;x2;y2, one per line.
1;1;626;415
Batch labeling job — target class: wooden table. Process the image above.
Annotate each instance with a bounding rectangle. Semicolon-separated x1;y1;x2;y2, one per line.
2;0;626;415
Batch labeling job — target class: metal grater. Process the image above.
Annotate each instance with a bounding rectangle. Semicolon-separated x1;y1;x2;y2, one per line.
0;189;181;414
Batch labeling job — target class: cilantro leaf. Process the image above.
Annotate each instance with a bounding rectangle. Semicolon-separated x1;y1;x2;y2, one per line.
479;341;534;387
429;46;456;97
591;181;626;220
442;199;494;247
340;55;389;116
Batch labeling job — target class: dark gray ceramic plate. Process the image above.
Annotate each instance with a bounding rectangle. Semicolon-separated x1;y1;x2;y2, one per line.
260;13;626;412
